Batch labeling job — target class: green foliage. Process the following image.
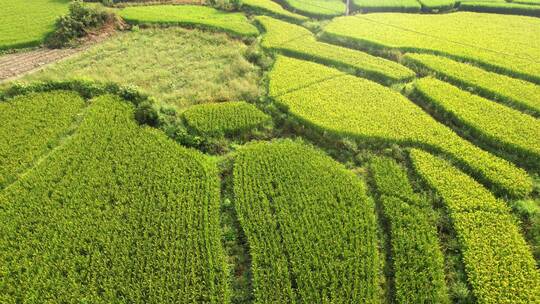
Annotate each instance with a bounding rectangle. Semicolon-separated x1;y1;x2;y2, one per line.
413;77;540;168
278;0;346;18
404;53;540;116
241;0;309;23
0;94;230;302
0;91;85;189
369;157;450;304
182;101;271;137
268;56;532;197
119;5;259;38
45;0;114;48
459;2;540;17
352;0;421;12
233;139;379;303
0;0;69;50
322;13;540;83
256;16;415;84
16;28;262;108
410;149;540;304
418;0;455;10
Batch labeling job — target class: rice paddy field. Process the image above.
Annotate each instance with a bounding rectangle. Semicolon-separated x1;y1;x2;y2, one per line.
0;1;539;303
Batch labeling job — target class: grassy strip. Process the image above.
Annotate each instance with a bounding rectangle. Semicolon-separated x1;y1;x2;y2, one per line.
182;101;271;137
269;56;532;197
119;5;259;37
0;0;69;50
233;139;379;303
418;0;455;10
275;0;346;18
413;77;540;169
409;149;540;304
459;1;540;16
352;0;421;13
0;94;230;302
0;91;85;189
404;53;540;117
369;157;450;303
322;13;540;84
256;16;415;84
241;0;309;23
513;0;540;5
14;27;261;108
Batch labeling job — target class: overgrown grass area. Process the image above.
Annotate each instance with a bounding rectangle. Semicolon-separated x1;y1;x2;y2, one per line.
0;0;69;50
16;28;262;108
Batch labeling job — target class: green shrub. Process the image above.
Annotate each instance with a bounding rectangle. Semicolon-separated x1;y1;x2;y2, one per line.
45;0;114;48
233;139;379;303
268;55;532;197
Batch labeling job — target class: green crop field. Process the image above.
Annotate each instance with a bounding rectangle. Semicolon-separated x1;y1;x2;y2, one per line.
0;0;69;50
0;2;539;303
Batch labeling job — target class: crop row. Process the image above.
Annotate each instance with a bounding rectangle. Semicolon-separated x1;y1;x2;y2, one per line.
369;157;449;303
352;0;422;12
256;16;415;84
119;5;259;38
0;94;229;302
404;53;540;116
321;13;540;83
233;139;379;303
413;77;540;168
182;101;271;137
0;90;85;189
269;55;532;197
409;149;540;303
459;2;540;17
241;0;308;23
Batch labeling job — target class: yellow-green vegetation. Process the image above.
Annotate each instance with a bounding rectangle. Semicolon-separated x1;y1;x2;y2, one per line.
16;28;261;108
233;139;378;303
418;0;455;10
119;5;259;37
0;91;85;189
242;0;309;22
414;77;540;167
182;101;271;136
280;0;346;17
410;149;540;304
322;12;540;83
256;16;415;84
269;55;532;197
405;53;540;116
0;0;69;50
459;2;540;17
352;0;421;12
369;157;449;304
0;94;229;302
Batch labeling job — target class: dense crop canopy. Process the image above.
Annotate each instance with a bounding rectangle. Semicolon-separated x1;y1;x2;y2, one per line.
352;0;421;12
459;2;540;17
256;16;415;84
0;91;85;189
233;140;379;303
119;5;259;37
280;0;346;17
405;53;540;116
369;157;449;303
410;149;540;304
269;56;532;197
322;13;540;83
0;0;69;50
0;94;229;302
241;0;308;22
182;101;270;136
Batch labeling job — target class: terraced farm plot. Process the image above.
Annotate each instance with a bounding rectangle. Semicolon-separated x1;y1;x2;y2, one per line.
256;16;415;84
459;2;540;16
352;0;422;12
410;149;540;303
0;0;69;50
241;0;309;22
0;91;85;189
279;0;346;17
182;101;271;136
405;53;540;116
0;94;229;302
414;77;540;167
119;5;259;37
269;55;532;197
322;12;540;83
233;140;378;303
18;28;261;107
